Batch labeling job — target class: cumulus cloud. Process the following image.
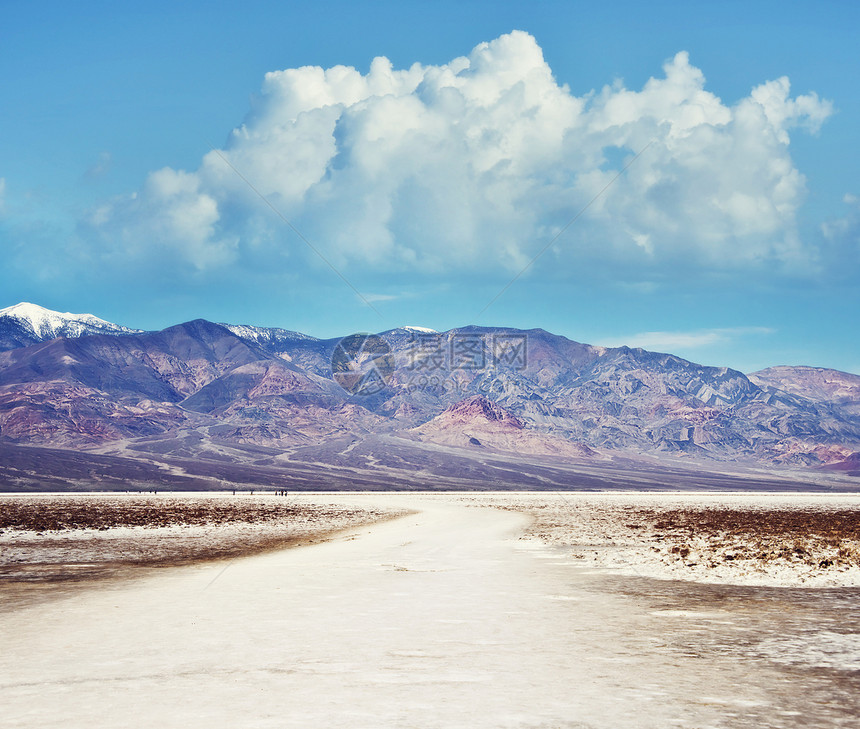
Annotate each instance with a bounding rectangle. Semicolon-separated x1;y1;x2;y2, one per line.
85;31;833;276
88;167;238;270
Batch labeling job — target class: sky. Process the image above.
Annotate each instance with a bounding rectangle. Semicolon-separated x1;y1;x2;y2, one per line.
1;0;858;374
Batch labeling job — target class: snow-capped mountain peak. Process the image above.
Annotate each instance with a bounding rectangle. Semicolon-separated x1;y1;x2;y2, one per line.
220;323;320;343
0;302;140;343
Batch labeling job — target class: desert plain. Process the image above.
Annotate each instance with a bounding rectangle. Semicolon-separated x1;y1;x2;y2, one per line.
2;491;859;728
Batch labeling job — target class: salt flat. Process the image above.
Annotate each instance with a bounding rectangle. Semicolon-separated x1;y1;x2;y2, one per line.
2;493;859;728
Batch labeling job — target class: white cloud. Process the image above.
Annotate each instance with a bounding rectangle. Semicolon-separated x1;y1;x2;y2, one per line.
85;32;833;277
89;167;238;270
747;77;832;144
84;151;112;180
599;327;775;352
363;292;399;303
821;193;860;270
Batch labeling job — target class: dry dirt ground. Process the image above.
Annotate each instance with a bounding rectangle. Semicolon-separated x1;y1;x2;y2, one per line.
482;493;860;587
0;493;405;585
3;492;860;591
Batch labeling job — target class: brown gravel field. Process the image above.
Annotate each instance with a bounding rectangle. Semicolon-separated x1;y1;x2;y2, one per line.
488;494;860;586
0;494;405;586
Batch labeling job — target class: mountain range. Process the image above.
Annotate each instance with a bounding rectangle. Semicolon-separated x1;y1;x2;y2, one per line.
0;302;142;351
0;303;858;491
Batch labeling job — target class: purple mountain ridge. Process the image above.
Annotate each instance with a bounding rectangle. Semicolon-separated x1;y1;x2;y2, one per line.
0;304;858;491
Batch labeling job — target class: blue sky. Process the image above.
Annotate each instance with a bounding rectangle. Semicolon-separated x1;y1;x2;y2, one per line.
1;0;858;374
